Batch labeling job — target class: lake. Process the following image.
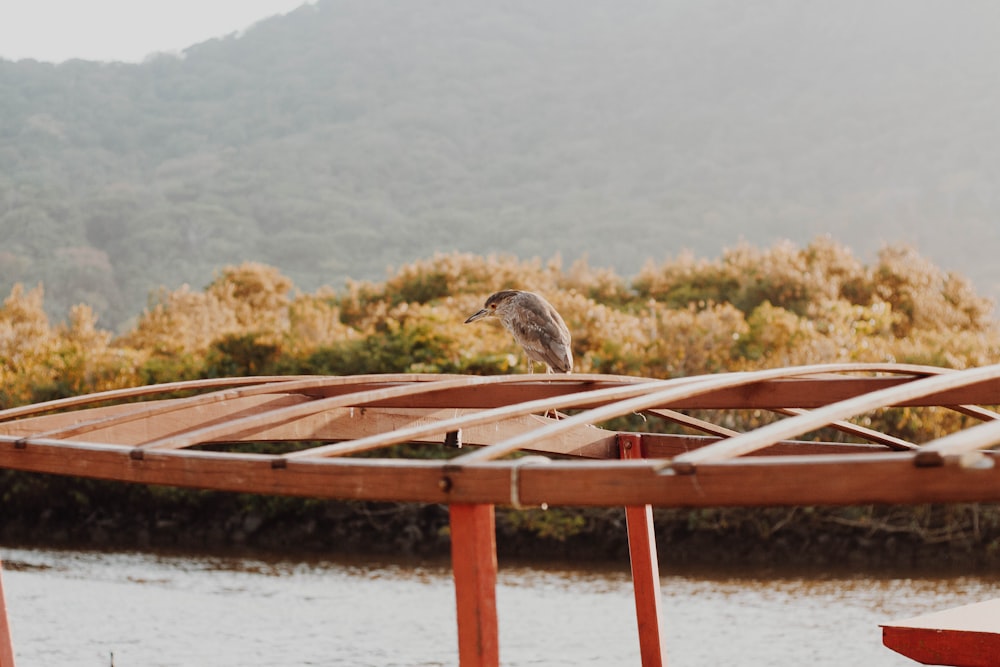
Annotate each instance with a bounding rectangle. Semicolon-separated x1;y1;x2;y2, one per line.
1;546;996;666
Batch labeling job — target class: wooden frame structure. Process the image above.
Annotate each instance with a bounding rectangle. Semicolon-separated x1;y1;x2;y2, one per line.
2;362;1000;665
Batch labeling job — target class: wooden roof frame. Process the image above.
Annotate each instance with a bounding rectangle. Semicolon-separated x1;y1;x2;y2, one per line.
1;362;1000;509
4;362;1000;667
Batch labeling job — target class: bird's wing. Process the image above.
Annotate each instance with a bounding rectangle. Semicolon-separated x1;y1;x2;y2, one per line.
511;306;573;372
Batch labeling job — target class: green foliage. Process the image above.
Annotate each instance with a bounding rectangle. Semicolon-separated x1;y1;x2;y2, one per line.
294;313;459;375
499;508;588;542
203;333;282;377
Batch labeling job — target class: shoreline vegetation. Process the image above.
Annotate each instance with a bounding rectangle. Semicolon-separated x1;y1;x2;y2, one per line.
3;240;1000;569
3;480;999;572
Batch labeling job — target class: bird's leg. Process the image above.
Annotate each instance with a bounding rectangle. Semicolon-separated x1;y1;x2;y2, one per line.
541;365;563;419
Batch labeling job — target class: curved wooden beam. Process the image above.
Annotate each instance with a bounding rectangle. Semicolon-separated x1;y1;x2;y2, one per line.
771;408;916;451
454;363;936;463
135;374;616;450
666;364;1000;471
914;418;1000;467
3;436;1000;508
0;375;311;422
281;378;681;459
3;364;1000;508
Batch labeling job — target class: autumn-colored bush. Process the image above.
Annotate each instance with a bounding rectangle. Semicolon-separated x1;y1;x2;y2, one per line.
3;239;999;409
0;285;143;406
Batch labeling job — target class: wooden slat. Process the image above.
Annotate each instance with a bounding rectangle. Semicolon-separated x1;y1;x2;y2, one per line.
135;376;517;449
0;399;617;459
0;374;558;442
772;408;916;450
279;382;655;460
455;363;917;463
914;418;1000;467
669;364;1000;470
293;375;1000;411
646;406;915;451
0;375;315;422
0;374;446;441
640;433;905;458
136;374;619;451
0;377;342;441
644;408;740;437
3;394;313;445
275;408;620;458
325;367;965;411
217;406;619;458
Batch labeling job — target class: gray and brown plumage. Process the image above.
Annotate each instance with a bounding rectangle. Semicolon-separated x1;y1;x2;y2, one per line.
465;290;573;373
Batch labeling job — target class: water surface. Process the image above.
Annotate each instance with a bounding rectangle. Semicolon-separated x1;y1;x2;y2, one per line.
2;547;996;666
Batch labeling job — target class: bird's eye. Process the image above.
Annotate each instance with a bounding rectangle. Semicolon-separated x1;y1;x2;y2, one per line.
490;303;497;310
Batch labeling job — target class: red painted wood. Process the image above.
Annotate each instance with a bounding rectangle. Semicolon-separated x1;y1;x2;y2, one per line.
449;504;499;667
0;558;16;667
621;434;667;666
883;627;999;666
882;598;1000;667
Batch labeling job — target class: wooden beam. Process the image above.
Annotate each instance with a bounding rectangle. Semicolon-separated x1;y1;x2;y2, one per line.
450;364;947;464
914;418;1000;467
772;407;916;450
0;558;15;667
620;434;667;667
640;433;904;458
0;375;312;423
671;364;1000;468
3;439;1000;507
449;504;499;667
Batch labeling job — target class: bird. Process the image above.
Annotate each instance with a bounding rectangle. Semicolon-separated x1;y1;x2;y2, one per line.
465;290;573;373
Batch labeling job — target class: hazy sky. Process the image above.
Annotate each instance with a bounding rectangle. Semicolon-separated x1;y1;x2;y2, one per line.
0;0;309;63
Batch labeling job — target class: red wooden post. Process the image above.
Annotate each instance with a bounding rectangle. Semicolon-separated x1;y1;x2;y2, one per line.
620;434;668;666
449;503;499;667
0;558;15;667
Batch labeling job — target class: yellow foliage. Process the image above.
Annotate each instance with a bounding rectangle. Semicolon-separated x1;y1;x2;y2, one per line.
122;283;242;355
206;262;293;333
873;244;994;336
2;239;999;408
645;302;748;376
0;284;59;404
286;288;355;354
124;262;308;355
0;286;143;405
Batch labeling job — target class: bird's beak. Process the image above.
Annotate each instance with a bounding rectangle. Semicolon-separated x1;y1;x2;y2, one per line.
465;309;489;324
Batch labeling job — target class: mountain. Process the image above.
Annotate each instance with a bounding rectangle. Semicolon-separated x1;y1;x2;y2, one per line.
3;0;1000;329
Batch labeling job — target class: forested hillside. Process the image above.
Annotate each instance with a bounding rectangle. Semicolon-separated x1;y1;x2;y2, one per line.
2;1;1000;330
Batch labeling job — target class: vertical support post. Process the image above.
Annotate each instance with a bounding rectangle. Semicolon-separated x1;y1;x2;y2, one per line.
449;503;499;667
620;434;667;666
0;558;15;667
